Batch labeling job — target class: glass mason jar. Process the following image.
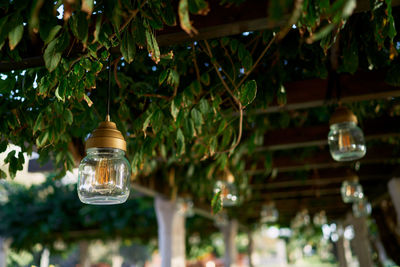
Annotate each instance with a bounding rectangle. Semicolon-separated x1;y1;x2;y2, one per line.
78;148;131;205
260;204;279;223
177;198;195;217
341;180;363;203
213;180;238;207
328;122;366;162
352;199;372;218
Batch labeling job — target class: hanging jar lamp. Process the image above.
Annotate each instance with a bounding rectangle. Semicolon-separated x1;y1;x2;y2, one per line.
260;202;279;223
313;210;327;226
213;169;239;207
328;106;366;162
77;61;131;205
177;196;195;217
352;198;372;218
340;176;363;204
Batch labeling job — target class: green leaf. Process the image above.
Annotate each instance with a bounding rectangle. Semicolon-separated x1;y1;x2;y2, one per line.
142;112;153;136
0;15;9;49
239;80;257;106
238;44;247;61
0;169;6;179
230;39;239;53
0;141;7;153
64;109;73;125
221;37;229;46
190;80;202;96
198;98;210;115
191;108;203;128
211;190;222;214
43;32;69;72
167;69;180;88
179;0;197;35
159;69;169;85
82;0;94;15
176;128;185;155
70;12;88;43
121;29;136;64
44;25;62;45
160;1;176;26
44;38;62;72
8;15;23;50
55;80;67;102
188;0;209;14
83;94;93;107
33;113;44;134
4;150;16;164
171;99;179;121
36;131;49;147
242;54;253;72
145;24;160;64
200;72;210;86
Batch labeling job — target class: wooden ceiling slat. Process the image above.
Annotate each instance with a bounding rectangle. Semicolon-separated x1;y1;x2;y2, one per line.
246;145;400;174
257;116;400;151
249;71;400;114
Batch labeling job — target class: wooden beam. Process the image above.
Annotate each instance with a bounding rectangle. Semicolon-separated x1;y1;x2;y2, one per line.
157;0;400;45
246;145;400;174
156;0;275;46
257;116;400;151
251;174;386;190
252;187;341;199
250;166;395;190
249;70;400;114
2;1;400;72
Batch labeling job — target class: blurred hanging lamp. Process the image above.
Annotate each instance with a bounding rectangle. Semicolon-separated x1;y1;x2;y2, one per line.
260;202;279;223
327;106;366;161
352;198;372;218
77;60;131;205
313;210;327;226
177;195;195;217
340;175;363;204
213;168;239;207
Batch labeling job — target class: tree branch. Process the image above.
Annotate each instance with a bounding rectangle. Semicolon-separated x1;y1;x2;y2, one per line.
203;40;244;154
191;43;201;81
237;34;277;89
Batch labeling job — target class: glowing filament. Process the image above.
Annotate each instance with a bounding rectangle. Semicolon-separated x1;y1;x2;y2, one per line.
95;159;114;186
338;131;354;151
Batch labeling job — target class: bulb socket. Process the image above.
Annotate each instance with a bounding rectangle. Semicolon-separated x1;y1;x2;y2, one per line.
85;120;127;151
329;106;358;126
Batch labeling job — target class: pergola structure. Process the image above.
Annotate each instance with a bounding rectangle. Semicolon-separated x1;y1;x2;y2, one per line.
2;0;400;266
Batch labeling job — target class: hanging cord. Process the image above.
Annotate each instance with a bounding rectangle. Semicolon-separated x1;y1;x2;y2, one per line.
325;35;342;106
106;58;111;121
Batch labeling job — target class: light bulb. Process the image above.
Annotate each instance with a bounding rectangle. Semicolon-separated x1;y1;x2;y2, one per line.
78;120;131;205
328;107;366;161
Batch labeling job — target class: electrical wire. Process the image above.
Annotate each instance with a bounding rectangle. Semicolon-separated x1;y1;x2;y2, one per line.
107;58;111;119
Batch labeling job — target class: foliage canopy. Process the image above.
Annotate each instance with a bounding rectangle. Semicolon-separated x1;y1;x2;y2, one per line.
0;0;399;216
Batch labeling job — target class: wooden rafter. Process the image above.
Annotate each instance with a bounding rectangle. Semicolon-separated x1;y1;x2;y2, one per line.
250;166;395;190
246;145;400;174
247;70;400;115
2;1;400;72
257;115;400;151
